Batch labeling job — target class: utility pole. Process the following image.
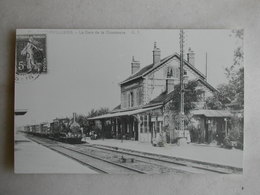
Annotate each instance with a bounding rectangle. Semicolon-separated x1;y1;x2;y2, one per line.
180;29;185;133
178;29;187;145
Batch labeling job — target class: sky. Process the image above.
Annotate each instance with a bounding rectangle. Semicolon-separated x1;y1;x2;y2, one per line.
15;29;242;126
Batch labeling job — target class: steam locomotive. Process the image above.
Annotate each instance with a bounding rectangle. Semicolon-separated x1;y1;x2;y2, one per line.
24;113;83;143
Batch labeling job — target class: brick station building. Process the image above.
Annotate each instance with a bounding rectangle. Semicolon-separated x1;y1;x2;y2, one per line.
89;43;231;144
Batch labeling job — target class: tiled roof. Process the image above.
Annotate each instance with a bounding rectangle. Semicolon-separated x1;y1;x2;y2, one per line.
88;105;162;120
122;63;154;83
121;53;206;85
110;84;220;116
121;54;175;84
144;90;175;107
145;79;217;107
147;91;168;105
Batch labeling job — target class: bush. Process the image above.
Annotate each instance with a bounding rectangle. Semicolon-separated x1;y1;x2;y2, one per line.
157;140;164;147
229;128;240;141
235;141;243;150
223;136;233;149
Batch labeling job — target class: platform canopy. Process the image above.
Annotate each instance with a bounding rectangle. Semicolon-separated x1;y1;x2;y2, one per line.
15;109;28;116
88;105;162;120
191;109;232;118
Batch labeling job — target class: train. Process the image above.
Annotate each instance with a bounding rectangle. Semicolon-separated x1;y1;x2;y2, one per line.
24;113;83;143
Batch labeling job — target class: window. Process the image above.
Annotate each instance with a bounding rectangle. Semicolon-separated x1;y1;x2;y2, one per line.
128;91;134;107
167;66;182;79
167;66;173;77
131;92;134;107
198;91;206;101
184;70;187;75
128;92;131;107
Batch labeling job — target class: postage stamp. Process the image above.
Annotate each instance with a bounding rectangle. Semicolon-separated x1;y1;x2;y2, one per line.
15;34;47;82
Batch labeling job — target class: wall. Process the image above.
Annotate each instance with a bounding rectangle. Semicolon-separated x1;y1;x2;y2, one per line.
120;80;143;109
143;57;180;104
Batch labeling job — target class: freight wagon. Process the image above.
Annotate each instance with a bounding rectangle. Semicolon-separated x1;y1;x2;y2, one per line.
24;113;83;143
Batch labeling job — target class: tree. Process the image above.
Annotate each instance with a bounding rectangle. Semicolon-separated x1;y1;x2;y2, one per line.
85;107;110;136
72;108;110;135
206;84;235;109
224;29;244;109
87;107;109;118
76;114;88;129
206;94;225;110
168;80;202;131
169;80;201;115
206;30;244;148
87;109;98;118
206;29;244;110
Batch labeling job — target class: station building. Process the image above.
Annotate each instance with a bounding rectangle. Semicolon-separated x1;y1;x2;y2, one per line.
89;43;231;144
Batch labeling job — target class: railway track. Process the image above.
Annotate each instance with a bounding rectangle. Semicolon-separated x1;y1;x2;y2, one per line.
71;144;238;174
27;136;146;174
82;144;241;174
26;135;241;174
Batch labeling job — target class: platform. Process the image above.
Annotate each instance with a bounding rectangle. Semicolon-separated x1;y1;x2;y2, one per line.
85;138;243;169
15;133;97;174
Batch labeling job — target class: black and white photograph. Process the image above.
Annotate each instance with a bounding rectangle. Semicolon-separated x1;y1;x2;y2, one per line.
15;29;244;175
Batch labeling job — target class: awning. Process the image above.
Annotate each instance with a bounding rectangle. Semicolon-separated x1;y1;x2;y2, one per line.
191;109;232;117
15;109;28;116
88;105;162;120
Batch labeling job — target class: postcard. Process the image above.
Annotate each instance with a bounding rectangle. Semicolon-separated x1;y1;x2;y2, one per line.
15;29;244;174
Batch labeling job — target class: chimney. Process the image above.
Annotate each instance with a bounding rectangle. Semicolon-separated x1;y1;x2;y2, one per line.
166;79;174;94
187;48;195;66
131;56;140;74
153;42;161;66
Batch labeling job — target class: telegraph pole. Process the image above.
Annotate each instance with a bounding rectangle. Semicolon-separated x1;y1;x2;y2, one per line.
180;29;185;133
178;29;187;145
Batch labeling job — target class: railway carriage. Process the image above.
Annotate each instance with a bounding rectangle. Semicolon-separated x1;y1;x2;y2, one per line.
30;124;41;135
25;113;83;143
40;122;49;137
23;125;31;133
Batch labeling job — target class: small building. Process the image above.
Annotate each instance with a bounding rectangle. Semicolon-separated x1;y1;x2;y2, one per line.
190;110;232;143
89;43;231;144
